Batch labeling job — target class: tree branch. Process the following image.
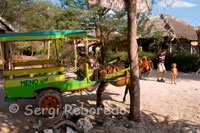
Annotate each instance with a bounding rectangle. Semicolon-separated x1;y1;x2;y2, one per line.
0;0;8;17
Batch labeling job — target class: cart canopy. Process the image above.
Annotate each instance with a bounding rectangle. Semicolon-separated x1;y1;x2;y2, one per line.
0;30;87;42
85;35;98;41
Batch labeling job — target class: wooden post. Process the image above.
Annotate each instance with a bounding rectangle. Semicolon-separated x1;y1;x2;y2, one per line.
100;27;105;65
5;42;9;70
0;43;4;70
31;42;34;56
47;40;51;60
54;40;59;64
0;31;6;70
74;40;77;67
9;43;12;69
196;29;200;56
85;37;88;55
127;0;141;122
43;41;46;57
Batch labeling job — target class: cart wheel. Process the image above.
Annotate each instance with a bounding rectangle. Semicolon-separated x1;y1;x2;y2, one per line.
36;89;63;115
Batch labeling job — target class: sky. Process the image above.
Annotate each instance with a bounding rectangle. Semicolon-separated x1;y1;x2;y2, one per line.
51;0;200;27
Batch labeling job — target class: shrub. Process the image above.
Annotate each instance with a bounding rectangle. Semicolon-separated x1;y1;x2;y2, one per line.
103;51;156;63
165;52;200;72
106;51;128;62
138;51;156;59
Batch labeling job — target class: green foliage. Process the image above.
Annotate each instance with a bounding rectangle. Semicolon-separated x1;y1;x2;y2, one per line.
102;50;156;63
165;52;200;72
149;30;165;52
105;51;128;62
55;8;81;30
137;13;153;37
138;51;156;59
0;0;33;26
62;45;75;67
0;0;155;65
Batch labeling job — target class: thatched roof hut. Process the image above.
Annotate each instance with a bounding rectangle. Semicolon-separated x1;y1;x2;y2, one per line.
195;26;200;31
144;14;198;41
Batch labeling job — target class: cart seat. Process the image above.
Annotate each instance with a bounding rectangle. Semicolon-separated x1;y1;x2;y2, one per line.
64;68;77;80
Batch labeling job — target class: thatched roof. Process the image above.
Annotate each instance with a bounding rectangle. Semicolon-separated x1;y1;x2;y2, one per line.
195;26;200;31
0;16;16;32
144;14;198;41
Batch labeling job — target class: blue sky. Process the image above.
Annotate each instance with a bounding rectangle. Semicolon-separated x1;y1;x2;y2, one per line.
51;0;200;27
151;0;200;27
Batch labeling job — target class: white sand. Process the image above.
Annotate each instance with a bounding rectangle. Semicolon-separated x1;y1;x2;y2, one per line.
0;70;200;132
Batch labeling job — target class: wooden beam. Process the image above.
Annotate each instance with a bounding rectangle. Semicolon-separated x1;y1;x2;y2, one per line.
3;66;64;76
12;59;59;67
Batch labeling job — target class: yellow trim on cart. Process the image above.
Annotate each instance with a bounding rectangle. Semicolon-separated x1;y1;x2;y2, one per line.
12;59;59;67
4;74;65;88
3;66;64;76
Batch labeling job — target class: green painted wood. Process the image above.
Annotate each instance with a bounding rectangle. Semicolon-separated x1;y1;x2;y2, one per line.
12;59;59;67
3;66;64;76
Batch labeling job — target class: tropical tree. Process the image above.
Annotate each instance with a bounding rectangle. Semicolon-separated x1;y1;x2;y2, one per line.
149;30;164;52
59;0;126;64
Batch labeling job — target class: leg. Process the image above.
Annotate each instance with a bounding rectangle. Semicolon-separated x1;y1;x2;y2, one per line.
96;82;110;107
157;63;161;81
161;70;166;80
123;84;130;102
161;63;166;80
171;74;174;84
174;75;177;84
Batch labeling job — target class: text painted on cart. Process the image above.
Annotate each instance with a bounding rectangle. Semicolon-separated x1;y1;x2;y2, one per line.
21;77;49;86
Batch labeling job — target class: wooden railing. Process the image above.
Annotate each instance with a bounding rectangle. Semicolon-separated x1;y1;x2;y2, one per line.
3;66;64;76
12;59;59;67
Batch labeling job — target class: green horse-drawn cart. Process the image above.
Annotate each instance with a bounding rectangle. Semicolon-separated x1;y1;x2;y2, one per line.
0;30;130;111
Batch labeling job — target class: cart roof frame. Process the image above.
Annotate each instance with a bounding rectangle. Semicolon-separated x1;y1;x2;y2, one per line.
0;30;88;42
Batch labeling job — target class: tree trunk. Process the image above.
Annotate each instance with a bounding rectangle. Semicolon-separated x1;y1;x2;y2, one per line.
127;0;141;122
197;30;200;56
74;40;77;67
100;26;105;65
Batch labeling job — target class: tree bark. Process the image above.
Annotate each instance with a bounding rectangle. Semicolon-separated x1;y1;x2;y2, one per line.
127;0;141;122
100;27;105;65
0;0;8;17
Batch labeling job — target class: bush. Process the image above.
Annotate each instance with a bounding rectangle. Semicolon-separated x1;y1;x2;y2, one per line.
165;52;200;72
103;51;156;63
105;51;128;62
138;51;156;59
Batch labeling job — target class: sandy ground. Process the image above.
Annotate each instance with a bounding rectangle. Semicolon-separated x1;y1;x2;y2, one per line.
0;70;200;132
